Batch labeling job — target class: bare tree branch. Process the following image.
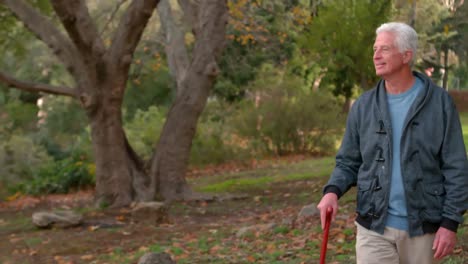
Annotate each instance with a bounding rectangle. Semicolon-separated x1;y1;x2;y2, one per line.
98;0;130;35
158;0;189;91
2;0;81;75
439;0;465;11
0;71;78;98
50;0;105;58
107;0;160;72
191;0;228;68
178;0;198;32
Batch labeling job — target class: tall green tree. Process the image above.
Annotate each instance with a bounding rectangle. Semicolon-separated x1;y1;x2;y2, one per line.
0;0;228;208
450;1;468;88
214;0;307;101
406;0;465;89
452;1;468;61
300;0;391;111
425;24;459;89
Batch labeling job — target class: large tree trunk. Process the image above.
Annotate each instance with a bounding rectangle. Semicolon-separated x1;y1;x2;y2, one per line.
150;0;228;201
89;85;151;207
150;69;214;200
91;108;135;207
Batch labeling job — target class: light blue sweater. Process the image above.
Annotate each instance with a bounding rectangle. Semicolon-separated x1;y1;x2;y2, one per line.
385;76;423;231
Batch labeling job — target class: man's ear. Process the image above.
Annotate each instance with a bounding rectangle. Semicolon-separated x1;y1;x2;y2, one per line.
403;50;413;64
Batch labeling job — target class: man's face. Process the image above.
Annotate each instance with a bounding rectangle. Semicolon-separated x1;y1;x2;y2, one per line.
373;31;409;79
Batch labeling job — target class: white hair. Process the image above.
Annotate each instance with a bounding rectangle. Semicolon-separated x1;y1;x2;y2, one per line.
376;22;418;65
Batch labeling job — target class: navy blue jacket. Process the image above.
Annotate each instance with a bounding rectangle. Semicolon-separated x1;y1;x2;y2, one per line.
324;72;468;237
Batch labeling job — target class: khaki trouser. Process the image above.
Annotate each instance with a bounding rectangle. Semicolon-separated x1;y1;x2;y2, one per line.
355;222;440;264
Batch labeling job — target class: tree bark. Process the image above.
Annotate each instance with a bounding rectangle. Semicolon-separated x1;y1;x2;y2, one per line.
149;0;228;200
1;0;159;208
0;71;78;97
89;83;151;207
442;46;449;91
408;0;417;28
157;0;189;92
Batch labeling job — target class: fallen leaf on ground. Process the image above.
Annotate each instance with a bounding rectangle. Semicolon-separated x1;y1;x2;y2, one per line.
88;225;100;231
80;254;94;260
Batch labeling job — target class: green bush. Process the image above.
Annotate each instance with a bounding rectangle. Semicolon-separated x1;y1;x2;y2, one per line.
232;73;345;156
13;153;95;195
123;66;175;119
0;98;38;137
38;96;88;138
31;95;93;161
123;102;252;166
190;100;253;166
0;129;94;197
191;120;229;165
0;134;52;189
124;106;166;160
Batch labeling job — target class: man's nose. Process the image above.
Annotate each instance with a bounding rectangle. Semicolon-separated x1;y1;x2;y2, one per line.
373;51;382;60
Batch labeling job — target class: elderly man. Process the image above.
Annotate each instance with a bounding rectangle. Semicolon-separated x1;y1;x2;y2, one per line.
317;22;468;264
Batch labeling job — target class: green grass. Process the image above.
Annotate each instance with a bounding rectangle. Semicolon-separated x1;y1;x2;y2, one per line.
200;176;273;192
195;157;334;193
24;237;43;247
0;213;34;233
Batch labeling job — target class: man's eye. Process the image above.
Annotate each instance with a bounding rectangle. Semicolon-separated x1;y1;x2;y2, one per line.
373;47;390;52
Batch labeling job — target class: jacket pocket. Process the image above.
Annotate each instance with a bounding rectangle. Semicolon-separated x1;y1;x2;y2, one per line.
356;180;373;216
420;184;446;223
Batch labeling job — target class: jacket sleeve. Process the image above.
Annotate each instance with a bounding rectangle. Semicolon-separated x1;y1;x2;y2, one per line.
323;101;363;198
440;99;468;231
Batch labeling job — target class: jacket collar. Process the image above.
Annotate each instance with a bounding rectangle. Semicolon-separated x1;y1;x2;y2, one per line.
406;71;433;121
374;71;434;134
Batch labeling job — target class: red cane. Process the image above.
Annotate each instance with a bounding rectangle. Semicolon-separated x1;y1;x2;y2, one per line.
320;207;333;264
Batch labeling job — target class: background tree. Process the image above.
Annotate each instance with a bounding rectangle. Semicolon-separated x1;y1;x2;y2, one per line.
214;0;304;102
300;0;391;111
148;0;228;200
0;0;228;208
407;0;466;89
425;24;459;90
451;1;467;61
450;1;468;89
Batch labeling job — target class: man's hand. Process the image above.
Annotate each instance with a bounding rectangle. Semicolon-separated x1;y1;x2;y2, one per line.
317;193;338;230
433;227;457;260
